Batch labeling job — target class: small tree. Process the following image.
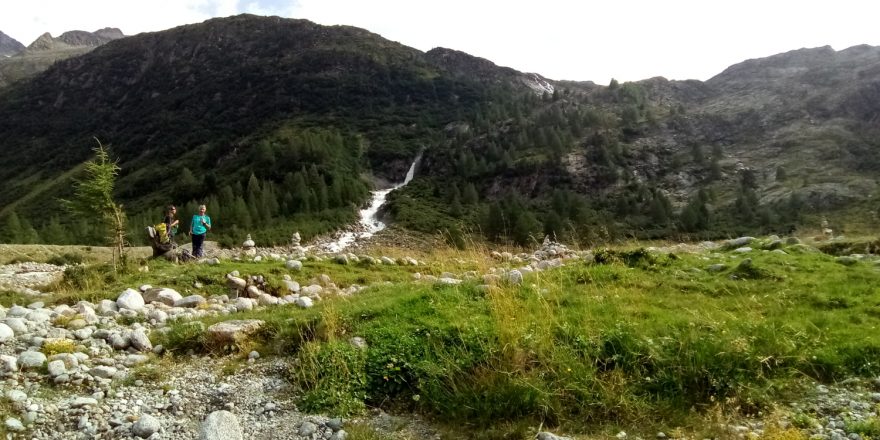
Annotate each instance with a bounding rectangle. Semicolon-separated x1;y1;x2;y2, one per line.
62;139;127;270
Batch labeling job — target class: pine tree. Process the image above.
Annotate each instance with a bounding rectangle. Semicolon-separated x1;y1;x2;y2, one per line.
19;217;39;244
512;210;540;246
42;216;68;245
450;192;463;218
177;167;199;202
462;183;479;205
649;191;671;226
1;212;23;243
484;202;505;241
544;211;564;239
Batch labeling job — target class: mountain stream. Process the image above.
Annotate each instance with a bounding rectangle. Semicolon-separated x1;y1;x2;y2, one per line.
320;154;421;253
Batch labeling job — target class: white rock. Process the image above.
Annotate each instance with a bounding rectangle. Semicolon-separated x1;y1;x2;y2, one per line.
294;297;313;308
0;323;13;343
148;309;168;324
70;397;98;408
7;306;28;317
143;288;183;306
90;366;118;379
97;300;118;316
301;285;323;296
283;280;300;293
0;354;18;372
132;413;161;438
285;260;303;271
205;320;265;347
233;297;254;312
5;417;25;432
17;350;46;369
25;310;50;323
437;277;462;285
199;410;243;440
47;360;67;377
257;294;279;306
5;389;27;402
174;295;206;308
48;353;79;369
129;329;152;352
117;289;145;311
504;270;523;285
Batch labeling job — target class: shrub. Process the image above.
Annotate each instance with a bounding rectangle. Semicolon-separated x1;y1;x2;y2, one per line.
288;341;367;415
153;321;207;354
46;252;84;266
41;338;77;356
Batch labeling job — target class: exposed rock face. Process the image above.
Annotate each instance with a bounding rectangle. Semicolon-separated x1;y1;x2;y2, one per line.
0;31;25;57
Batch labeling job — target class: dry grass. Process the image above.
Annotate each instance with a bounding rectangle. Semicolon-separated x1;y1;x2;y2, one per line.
0;244;152;264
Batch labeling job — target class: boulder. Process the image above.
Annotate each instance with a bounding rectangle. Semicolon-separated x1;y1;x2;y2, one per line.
117;289;145;311
0;323;13;343
205;320;265;348
143;288;183;306
132;413;161;438
199;410;243;440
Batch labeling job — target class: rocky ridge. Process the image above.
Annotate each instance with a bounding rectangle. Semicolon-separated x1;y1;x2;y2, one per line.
0;27;124;88
0;31;24;57
1;237;879;438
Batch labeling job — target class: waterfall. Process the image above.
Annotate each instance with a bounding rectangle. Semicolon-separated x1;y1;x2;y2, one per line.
322;154;421;252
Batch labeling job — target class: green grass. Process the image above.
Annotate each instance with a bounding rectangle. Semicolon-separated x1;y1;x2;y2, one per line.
24;240;880;438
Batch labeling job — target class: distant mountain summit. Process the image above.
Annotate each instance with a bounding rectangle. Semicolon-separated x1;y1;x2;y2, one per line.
0;31;25;57
0;27;125;87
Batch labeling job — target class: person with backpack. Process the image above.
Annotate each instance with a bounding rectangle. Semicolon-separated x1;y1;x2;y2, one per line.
189;204;212;257
163;205;179;244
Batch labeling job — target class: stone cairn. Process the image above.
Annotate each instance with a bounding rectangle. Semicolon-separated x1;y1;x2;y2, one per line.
242;234;257;257
289;231;306;258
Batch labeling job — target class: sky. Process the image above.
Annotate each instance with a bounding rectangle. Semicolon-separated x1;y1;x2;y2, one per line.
2;0;878;84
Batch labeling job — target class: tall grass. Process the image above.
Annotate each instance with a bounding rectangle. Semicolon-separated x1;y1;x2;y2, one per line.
131;241;880;436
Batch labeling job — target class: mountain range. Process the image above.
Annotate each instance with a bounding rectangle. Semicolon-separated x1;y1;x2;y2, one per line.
0;27;124;88
0;14;877;247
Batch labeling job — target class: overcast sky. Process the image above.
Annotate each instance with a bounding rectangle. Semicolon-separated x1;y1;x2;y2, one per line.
2;0;878;84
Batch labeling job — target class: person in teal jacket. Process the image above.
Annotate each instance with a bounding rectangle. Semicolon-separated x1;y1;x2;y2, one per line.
189;204;212;257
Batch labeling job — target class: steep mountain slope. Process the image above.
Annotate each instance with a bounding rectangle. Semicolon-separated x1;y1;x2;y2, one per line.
0;14;877;247
0;15;533;245
389;45;880;242
0;31;24;57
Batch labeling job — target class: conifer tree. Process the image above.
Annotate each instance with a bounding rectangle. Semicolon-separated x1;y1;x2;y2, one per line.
42;217;68;245
462;183;479;205
484;202;506;241
1;211;23;243
61;139;127;270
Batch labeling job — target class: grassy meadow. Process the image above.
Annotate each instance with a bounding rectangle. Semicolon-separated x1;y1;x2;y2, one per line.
2;237;880;439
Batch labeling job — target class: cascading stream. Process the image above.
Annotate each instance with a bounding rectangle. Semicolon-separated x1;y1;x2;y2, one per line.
322;154;421;252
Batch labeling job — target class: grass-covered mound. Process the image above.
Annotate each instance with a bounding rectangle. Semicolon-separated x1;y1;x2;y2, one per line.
138;242;880;437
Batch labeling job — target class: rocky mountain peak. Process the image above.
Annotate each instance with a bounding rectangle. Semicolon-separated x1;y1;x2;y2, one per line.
94;27;125;40
58;28;125;47
0;31;25;57
26;32;64;51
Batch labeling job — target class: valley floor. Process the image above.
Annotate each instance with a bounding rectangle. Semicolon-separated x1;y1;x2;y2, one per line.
1;233;879;439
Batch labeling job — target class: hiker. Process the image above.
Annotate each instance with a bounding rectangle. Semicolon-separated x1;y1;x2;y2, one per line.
190;204;212;257
163;205;179;244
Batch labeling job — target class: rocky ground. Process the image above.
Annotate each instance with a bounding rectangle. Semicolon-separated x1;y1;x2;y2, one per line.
1;236;879;439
